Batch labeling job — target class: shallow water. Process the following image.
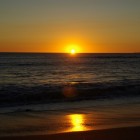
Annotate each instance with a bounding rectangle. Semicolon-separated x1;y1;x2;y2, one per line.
0;101;140;136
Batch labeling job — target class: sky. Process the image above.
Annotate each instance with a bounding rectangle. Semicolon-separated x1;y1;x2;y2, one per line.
0;0;140;53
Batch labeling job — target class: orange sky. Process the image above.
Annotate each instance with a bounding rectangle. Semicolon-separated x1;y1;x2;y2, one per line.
0;0;140;53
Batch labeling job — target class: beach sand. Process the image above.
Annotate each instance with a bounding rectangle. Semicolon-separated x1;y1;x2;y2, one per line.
1;126;140;140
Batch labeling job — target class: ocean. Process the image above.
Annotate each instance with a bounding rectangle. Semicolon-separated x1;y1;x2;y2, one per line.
0;53;140;136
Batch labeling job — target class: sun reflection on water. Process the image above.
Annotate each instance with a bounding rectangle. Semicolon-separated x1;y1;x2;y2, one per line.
69;114;88;132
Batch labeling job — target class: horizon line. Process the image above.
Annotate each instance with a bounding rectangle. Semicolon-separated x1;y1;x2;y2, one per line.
0;52;140;54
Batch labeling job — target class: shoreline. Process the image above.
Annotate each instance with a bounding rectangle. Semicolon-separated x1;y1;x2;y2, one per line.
1;126;140;140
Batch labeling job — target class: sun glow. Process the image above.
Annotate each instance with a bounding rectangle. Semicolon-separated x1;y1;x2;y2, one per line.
70;49;76;54
66;44;81;54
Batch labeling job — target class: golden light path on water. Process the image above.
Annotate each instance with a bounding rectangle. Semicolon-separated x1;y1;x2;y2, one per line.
68;114;90;132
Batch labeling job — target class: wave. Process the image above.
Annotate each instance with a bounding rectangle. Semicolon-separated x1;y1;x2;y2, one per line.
0;81;140;108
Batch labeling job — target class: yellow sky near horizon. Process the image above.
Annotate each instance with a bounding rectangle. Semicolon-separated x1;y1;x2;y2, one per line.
0;0;140;53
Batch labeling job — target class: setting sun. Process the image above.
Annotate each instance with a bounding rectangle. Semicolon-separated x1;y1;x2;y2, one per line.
70;49;76;54
66;44;81;54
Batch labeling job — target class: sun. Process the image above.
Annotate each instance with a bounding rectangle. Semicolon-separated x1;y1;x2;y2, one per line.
66;44;80;54
70;49;76;55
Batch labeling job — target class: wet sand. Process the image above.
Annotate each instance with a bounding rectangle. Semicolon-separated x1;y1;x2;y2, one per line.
1;126;140;140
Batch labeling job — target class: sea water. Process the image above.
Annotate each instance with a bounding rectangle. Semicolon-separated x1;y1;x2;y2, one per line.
0;53;140;136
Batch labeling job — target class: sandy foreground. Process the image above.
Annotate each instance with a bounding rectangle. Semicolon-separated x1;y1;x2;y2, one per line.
1;126;140;140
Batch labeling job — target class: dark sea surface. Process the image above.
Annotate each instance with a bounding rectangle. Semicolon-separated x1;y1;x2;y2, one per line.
0;53;140;136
